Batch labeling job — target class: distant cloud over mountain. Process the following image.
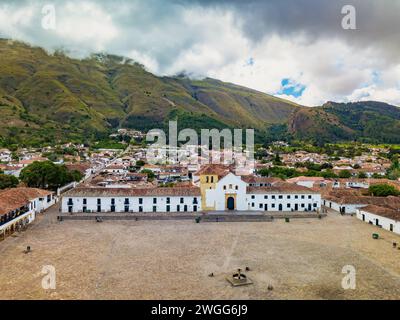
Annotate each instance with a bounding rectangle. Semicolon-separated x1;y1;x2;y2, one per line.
0;0;399;106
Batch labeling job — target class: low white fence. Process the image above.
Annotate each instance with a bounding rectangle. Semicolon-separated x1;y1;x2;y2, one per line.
57;181;77;196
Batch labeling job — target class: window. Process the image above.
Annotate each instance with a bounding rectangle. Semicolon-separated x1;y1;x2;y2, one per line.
301;204;305;208
259;204;263;209
166;205;170;212
287;195;291;199
124;206;129;212
251;195;255;199
235;185;238;190
111;198;115;205
139;198;143;204
166;197;170;204
177;205;180;212
301;195;305;199
308;195;312;199
223;185;226;190
211;176;214;183
83;206;87;212
153;206;157;212
83;198;87;205
139;206;143;212
287;203;291;208
184;205;188;212
295;195;298;199
97;205;101;212
264;195;268;199
68;198;73;205
229;184;232;189
252;203;255;207
180;198;184;204
272;204;275;208
278;195;283;199
206;176;209;183
124;198;129;204
193;205;197;212
97;198;101;205
193;197;198;204
272;195;276;199
313;203;317;207
153;198;157;204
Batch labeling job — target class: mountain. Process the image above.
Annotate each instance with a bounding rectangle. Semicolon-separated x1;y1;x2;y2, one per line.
0;40;299;146
290;101;400;144
1;39;400;147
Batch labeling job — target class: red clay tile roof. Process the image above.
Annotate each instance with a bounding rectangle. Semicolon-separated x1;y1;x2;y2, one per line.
241;176;282;184
195;164;233;178
64;187;201;197
360;205;400;221
0;187;53;215
247;181;319;194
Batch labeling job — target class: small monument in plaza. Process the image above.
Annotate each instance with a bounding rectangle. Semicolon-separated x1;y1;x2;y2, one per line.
226;268;253;287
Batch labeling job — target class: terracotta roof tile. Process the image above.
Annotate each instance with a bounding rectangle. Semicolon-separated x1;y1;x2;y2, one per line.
0;187;53;215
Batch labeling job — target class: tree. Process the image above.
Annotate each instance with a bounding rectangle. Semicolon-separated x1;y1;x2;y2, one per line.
273;153;282;165
20;161;83;190
136;160;145;168
140;169;155;181
338;170;352;178
357;171;367;179
369;184;400;197
0;174;19;189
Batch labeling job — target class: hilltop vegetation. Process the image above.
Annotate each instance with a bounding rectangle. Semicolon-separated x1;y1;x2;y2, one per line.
289;101;400;145
1;40;400;147
0;40;298;147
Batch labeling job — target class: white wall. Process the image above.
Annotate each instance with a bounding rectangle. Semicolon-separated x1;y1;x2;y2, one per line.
62;195;202;213
357;209;400;235
322;199;367;214
205;173;321;212
206;173;248;210
246;193;321;212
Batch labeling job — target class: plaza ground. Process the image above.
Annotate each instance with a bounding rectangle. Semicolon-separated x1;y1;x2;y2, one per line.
0;205;399;300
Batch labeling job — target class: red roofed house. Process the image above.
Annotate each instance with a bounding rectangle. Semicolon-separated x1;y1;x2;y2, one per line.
0;188;56;240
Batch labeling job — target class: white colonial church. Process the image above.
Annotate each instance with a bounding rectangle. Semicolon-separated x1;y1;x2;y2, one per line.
61;164;321;214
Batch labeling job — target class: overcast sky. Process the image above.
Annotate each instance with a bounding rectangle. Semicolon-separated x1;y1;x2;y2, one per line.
0;0;399;106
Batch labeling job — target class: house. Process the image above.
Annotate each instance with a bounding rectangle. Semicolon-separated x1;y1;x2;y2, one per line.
286;176;327;189
62;164;322;214
103;164;128;175
357;205;400;235
0;188;56;240
322;190;400;214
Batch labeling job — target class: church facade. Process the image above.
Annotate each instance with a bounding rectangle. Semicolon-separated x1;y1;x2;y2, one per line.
61;165;321;214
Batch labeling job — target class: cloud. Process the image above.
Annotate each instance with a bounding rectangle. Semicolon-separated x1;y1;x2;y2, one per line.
0;0;399;106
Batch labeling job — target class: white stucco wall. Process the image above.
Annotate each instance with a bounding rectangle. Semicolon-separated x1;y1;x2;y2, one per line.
357;209;400;235
62;195;201;213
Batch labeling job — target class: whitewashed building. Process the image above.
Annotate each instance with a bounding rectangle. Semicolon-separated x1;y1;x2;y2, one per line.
62;164;321;214
357;205;400;235
0;188;56;239
62;187;201;213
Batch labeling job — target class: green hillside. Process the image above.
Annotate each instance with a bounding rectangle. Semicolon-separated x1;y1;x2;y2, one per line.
0;40;299;147
1;39;400;147
290;101;400;144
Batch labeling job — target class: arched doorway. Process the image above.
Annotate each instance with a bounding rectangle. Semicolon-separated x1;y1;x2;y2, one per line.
227;197;235;210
